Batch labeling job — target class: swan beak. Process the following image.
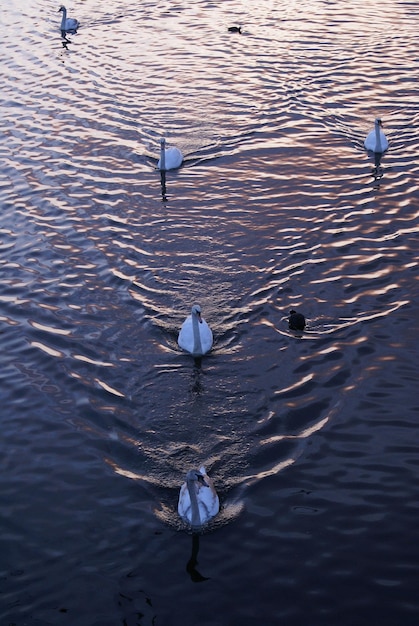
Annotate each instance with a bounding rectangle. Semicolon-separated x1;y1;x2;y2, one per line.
197;312;203;323
196;474;208;487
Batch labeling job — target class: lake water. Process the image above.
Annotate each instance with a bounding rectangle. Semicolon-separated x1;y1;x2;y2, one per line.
1;0;418;624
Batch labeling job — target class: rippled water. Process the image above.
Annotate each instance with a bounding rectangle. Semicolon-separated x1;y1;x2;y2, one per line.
1;0;418;623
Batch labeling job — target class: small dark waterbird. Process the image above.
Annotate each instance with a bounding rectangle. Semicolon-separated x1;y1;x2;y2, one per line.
228;26;242;34
288;310;306;331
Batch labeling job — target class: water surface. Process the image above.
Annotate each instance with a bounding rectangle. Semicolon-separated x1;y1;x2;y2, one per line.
1;0;418;624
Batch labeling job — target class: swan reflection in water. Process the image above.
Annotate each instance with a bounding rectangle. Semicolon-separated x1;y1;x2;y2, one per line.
371;150;385;188
186;534;210;582
60;33;74;49
157;137;183;201
189;356;206;394
160;170;167;202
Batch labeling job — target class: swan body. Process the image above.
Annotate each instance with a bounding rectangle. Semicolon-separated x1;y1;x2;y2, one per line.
178;304;213;356
178;466;220;528
157;137;183;171
58;6;79;33
364;118;389;153
289;309;306;331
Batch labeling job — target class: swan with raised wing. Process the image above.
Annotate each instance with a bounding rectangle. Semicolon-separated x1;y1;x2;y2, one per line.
178;304;213;356
178;466;220;528
157;137;183;171
364;118;389;153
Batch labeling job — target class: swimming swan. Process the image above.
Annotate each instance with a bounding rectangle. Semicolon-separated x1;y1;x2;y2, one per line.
58;6;79;34
288;309;306;331
157;137;183;171
364;118;389;153
178;466;220;527
178;304;213;356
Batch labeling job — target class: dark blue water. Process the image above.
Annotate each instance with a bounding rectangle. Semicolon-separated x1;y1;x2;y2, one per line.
1;0;418;623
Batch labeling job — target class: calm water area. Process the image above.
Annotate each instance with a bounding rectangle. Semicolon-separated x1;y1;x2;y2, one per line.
1;0;418;624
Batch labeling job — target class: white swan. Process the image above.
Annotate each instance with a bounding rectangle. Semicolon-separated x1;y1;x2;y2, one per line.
364;118;389;153
178;466;220;527
178;304;213;356
58;6;79;34
157;137;183;171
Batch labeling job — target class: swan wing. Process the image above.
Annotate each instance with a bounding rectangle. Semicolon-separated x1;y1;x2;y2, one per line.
178;482;192;521
379;131;389;151
364;129;375;150
158;147;183;170
196;482;219;523
178;316;193;352
165;147;183;170
198;320;213;354
64;17;79;32
197;466;219;523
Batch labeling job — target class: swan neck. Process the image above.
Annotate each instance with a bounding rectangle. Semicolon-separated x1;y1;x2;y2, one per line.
160;140;166;171
192;314;203;355
375;123;382;151
60;7;67;27
187;479;201;526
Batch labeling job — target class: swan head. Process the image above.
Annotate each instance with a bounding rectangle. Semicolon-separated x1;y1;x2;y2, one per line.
58;5;65;12
191;304;203;323
375;118;383;127
186;469;207;484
